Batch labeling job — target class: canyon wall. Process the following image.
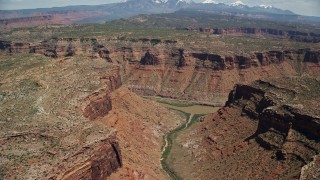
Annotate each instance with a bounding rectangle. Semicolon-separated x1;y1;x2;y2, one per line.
1;38;319;106
82;67;122;120
168;76;320;179
48;130;122;180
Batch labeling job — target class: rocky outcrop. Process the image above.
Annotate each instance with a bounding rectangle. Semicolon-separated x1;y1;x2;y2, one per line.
140;51;160;65
83;67;122;120
197;27;320;43
48;130;122;180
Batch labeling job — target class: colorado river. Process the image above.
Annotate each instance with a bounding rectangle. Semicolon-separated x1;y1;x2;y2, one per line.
156;100;220;179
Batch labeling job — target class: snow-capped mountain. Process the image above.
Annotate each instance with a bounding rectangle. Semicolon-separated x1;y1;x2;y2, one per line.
258;4;273;9
202;0;217;4
152;0;168;3
174;0;193;5
145;0;193;6
124;0;192;8
164;0;193;7
230;1;246;7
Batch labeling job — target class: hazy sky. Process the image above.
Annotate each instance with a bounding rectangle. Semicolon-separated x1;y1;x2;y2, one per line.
0;0;319;17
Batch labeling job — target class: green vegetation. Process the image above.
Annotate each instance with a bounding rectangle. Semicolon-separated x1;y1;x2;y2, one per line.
155;97;216;179
152;96;220;179
189;114;205;126
161;111;206;179
161;109;190;180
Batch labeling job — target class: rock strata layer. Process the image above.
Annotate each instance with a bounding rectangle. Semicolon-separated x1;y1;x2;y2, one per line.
1;38;319;105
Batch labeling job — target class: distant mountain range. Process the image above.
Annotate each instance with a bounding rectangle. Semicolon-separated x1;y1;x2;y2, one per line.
0;0;319;26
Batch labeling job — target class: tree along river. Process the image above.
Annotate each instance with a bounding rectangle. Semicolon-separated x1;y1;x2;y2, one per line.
158;102;220;179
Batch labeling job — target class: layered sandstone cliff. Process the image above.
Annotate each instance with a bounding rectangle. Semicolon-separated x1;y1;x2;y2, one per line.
1;38;319;106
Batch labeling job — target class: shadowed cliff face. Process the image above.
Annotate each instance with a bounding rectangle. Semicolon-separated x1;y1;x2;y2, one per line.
1;38;319;105
168;76;320;179
140;51;160;65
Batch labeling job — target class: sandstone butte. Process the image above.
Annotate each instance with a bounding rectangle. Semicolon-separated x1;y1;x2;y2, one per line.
0;36;319;179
